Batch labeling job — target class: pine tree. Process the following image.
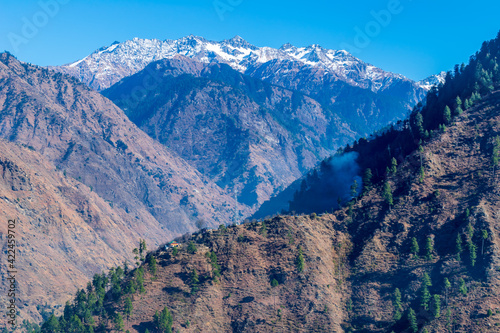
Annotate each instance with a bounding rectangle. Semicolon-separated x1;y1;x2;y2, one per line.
459;278;467;296
191;269;199;293
432;294;441;318
482;229;488;255
187;241;197;254
114;313;124;332
456;234;463;260
297;246;305;273
464;98;471;109
418;166;425;183
444;105;452;124
154;307;173;333
422;273;432;287
415;112;424;137
455;96;463;115
350;179;359;199
425;236;434;260
148;255;157;276
408;308;418;333
390;157;398;175
421;285;431;310
124;297;133;322
41;314;60;333
469;242;477;266
410;237;419;259
393;288;403;321
444;278;451;305
363;168;373;193
383;181;393;206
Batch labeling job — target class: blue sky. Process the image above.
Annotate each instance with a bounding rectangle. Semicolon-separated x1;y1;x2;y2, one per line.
0;0;499;81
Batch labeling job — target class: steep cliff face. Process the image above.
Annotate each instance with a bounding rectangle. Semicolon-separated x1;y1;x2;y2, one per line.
103;57;356;206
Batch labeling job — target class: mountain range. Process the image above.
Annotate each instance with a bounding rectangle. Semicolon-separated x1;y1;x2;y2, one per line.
0;34;450;326
36;30;500;333
52;35;438;93
52;36;441;206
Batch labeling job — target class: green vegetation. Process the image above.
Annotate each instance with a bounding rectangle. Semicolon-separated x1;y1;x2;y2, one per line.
392;288;402;321
456;234;463;260
425;236;434;260
383;181;393;206
390;157;397;175
363;168;373;193
187;241;197;254
410;237;419;259
190;269;200;293
431;294;441;318
408;308;418;333
154;307;173;333
459;278;467;296
296;246;305;273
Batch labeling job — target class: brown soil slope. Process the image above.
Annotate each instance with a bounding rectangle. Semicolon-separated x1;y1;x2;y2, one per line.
0;139;162;324
82;89;500;333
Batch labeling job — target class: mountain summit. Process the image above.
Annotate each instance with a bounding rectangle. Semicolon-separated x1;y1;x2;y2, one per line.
52;36;432;93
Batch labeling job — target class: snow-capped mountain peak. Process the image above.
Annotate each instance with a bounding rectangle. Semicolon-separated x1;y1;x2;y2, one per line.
53;35;436;92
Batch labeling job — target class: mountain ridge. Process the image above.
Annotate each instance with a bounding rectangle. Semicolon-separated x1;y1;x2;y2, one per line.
51;35;436;93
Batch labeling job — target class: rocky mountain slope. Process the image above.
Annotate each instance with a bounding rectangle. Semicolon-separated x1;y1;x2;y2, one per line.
0;53;250;323
0;139;165;325
40;79;500;333
102;56;356;206
38;32;500;333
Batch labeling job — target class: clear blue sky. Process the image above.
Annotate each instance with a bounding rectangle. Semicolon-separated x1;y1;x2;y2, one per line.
0;0;499;81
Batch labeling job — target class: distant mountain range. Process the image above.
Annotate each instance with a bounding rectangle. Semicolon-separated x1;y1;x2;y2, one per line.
51;36;442;206
52;35;438;93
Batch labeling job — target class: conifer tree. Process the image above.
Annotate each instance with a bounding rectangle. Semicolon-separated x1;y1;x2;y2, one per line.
393;288;403;321
482;229;488;255
191;269;199;293
444;105;452;124
350;179;359;199
408;308;418;333
115;313;124;332
459;278;467;296
390;157;398;175
363;168;373;193
444;278;451;306
410;237;419;259
383;181;393;207
431;294;441;318
421;285;431;310
456;234;463;260
425;236;434;260
148;255;157;276
297;246;305;273
154;307;173;333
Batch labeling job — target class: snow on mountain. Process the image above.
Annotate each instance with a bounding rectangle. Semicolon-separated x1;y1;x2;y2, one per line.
418;71;447;90
52;35;434;92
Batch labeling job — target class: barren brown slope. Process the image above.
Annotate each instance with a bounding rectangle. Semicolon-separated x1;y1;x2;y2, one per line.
80;215;350;333
0;139;164;325
0;53;247;233
0;53;250;323
54;89;500;333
